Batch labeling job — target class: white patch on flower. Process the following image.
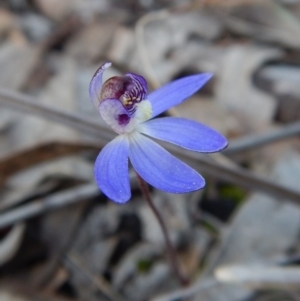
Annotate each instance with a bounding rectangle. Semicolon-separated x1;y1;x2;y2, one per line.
134;100;152;123
99;99;153;135
122;100;153;134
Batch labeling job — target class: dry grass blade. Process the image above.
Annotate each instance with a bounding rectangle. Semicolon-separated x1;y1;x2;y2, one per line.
0;88;115;142
224;121;300;155
0;141;101;186
1;88;300;205
0;183;99;228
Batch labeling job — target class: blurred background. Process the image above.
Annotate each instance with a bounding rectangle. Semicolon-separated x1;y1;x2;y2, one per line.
0;0;300;300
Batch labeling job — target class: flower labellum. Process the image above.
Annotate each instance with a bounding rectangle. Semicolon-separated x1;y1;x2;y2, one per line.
90;62;228;203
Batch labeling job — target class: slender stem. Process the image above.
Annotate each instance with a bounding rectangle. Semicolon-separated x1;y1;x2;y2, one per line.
136;173;189;287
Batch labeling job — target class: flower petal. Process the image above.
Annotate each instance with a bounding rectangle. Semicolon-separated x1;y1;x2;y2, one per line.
148;73;212;118
89;62;112;108
99;98;131;134
94;136;130;203
125;72;148;97
129;133;205;193
138;117;228;152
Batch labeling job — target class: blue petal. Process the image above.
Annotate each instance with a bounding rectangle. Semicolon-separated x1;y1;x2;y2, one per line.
129;133;205;193
94;136;130;203
89;62;112;108
139;117;228;152
148;73;212;118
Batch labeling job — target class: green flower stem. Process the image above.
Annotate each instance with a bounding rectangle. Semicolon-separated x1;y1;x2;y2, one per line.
136;172;189;287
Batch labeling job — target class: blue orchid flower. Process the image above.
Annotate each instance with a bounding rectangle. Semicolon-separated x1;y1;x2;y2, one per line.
90;62;227;203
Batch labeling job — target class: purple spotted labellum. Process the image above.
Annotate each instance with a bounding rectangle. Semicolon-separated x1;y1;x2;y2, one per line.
90;62;227;203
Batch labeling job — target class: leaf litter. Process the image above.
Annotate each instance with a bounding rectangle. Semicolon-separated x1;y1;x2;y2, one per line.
0;0;300;300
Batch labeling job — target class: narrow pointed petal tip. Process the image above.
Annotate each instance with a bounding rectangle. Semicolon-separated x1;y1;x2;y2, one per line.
94;136;131;204
139;117;228;153
89;62;112;108
129;133;205;194
148;72;213;118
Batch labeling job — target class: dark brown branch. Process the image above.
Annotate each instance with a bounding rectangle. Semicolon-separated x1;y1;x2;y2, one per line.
136;173;189;287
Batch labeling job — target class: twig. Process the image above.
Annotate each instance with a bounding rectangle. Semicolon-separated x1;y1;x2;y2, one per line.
0;169;138;225
168;142;300;206
136;173;189;287
64;252;126;301
0;183;99;229
224;121;300;155
0;88;115;143
1;88;300;205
